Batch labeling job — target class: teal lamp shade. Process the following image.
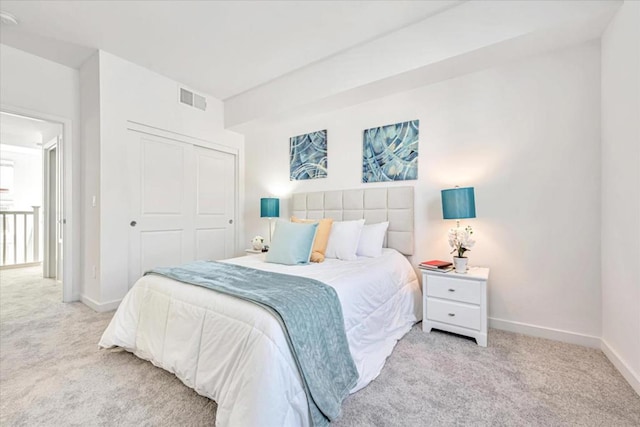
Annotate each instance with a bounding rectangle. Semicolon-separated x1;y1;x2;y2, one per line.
441;187;476;219
260;198;280;218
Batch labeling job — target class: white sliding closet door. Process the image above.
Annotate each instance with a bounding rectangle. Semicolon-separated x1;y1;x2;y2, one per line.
128;131;236;287
194;146;236;262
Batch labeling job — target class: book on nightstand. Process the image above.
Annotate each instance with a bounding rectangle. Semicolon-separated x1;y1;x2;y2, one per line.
419;260;453;272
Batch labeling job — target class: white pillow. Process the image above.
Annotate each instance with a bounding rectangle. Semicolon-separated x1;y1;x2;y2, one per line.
357;221;389;258
325;219;365;261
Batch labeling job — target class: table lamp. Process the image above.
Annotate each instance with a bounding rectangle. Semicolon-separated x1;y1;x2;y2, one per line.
441;187;476;273
441;186;476;227
260;197;280;246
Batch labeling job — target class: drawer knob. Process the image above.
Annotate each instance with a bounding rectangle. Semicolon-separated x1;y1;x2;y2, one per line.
448;288;455;292
448;313;455;317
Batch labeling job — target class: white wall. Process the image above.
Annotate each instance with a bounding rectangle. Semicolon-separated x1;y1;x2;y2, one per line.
0;144;42;210
601;1;640;394
81;50;245;308
79;52;102;303
0;45;79;122
0;44;81;299
0;144;44;263
243;42;602;344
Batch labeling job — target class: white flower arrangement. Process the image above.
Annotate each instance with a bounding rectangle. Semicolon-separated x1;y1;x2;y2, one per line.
448;226;475;258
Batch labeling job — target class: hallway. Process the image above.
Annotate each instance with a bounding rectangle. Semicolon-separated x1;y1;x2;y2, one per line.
0;266;59;322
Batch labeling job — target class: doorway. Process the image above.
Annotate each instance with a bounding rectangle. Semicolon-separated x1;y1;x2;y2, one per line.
0;111;63;299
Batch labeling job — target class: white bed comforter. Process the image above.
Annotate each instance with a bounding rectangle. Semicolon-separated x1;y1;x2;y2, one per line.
99;249;422;427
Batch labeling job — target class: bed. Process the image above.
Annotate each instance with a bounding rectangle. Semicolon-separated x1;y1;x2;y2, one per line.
99;187;422;427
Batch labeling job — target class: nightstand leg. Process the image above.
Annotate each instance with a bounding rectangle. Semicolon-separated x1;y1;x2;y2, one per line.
422;322;432;333
476;333;487;347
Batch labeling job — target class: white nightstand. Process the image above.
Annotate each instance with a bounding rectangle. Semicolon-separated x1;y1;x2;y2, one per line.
244;249;264;255
421;267;490;347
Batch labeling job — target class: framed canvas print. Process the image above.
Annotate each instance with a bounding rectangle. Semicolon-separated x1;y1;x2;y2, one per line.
290;129;327;180
362;120;419;183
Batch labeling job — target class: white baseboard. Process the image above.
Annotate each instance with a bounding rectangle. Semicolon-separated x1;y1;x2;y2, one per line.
601;339;640;396
81;294;122;312
489;317;601;348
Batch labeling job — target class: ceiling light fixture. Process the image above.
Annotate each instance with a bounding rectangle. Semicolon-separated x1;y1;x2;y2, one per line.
0;11;19;26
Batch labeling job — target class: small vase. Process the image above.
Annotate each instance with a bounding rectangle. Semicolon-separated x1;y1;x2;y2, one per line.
453;256;468;273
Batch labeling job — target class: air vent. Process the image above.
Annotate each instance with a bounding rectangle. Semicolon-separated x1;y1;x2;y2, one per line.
179;88;193;106
193;93;207;111
179;87;207;111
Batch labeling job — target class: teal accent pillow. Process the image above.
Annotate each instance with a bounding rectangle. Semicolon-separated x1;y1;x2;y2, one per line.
266;220;318;265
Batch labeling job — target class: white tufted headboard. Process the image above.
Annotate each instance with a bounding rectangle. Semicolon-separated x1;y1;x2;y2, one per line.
291;187;414;256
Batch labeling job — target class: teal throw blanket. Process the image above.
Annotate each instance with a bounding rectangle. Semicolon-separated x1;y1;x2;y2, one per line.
146;261;358;427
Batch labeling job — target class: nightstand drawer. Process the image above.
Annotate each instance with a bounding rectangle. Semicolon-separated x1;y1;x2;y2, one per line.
427;275;481;304
426;299;480;330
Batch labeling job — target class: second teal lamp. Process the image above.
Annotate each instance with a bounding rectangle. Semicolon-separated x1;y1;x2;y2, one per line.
441;187;476;227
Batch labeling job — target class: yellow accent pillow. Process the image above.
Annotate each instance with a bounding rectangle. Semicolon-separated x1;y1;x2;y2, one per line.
290;216;333;262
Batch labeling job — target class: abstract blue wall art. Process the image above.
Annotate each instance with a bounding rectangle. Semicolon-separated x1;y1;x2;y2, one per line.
362;120;419;183
290;130;328;180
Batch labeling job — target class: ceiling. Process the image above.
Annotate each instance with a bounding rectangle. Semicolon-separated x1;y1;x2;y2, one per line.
224;0;621;128
0;0;461;100
0;0;621;129
0;112;62;149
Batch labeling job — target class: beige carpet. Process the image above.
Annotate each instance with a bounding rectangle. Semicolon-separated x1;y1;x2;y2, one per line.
1;267;639;426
